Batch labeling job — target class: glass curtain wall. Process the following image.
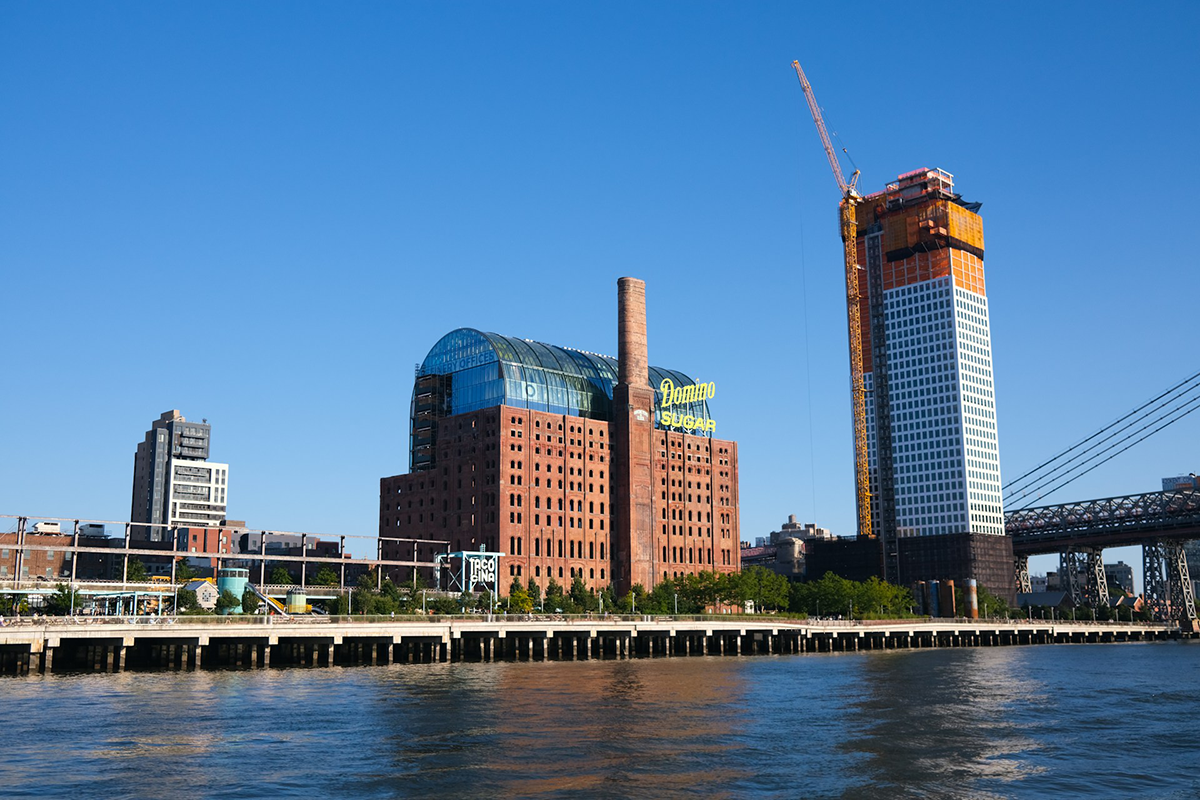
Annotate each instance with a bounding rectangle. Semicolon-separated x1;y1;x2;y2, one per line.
409;328;713;470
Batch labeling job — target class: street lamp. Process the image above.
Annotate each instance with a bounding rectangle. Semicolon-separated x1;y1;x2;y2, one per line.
674;593;678;615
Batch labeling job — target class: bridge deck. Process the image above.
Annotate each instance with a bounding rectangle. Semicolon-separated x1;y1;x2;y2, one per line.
1007;488;1200;554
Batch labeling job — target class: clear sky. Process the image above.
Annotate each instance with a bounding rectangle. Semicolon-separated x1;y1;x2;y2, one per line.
4;3;1198;588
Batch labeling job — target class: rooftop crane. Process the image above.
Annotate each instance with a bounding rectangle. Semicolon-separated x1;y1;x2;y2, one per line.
791;59;873;541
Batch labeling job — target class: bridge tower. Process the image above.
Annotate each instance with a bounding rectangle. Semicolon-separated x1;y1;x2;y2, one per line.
1059;548;1109;610
1143;541;1197;624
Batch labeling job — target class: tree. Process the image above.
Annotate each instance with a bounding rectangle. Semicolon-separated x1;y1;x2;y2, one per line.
270;566;294;585
408;571;428;592
242;588;260;614
358;569;380;593
215;590;241;615
598;586;616;614
789;572;916;619
127;558;148;582
545;578;564;611
976;585;1010;619
312;566;339;587
0;594;28;615
569;576;594;612
173;559;198;584
44;584;81;616
327;595;350;615
431;596;459;615
458;591;475;612
353;587;378;615
624;584;648;614
509;584;533;613
679;572;719;612
734;567;790;613
175;588;201;612
646;580;676;614
526;577;543;610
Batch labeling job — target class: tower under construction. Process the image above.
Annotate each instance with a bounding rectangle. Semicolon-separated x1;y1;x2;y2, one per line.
809;168;1014;600
855;168;1004;543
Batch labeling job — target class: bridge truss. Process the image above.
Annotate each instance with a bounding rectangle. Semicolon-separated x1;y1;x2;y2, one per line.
1007;490;1198;623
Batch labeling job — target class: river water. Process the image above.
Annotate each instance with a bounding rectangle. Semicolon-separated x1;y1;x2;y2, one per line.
1;641;1197;799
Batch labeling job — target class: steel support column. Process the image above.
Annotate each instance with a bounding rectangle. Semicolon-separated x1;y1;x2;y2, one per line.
1060;548;1088;607
1015;555;1031;595
1167;541;1196;623
1144;541;1171;622
1085;548;1109;609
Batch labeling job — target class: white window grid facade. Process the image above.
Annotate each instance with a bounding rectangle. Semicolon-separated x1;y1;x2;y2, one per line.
864;273;1003;537
167;459;229;527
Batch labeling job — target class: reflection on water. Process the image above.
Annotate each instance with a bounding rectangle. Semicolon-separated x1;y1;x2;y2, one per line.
0;643;1197;798
836;648;1051;798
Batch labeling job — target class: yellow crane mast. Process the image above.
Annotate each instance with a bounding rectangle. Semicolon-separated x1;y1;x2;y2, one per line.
791;59;873;540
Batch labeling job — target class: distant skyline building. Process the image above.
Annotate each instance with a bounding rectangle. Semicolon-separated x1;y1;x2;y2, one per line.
856;168;1003;543
1104;561;1135;595
1162;473;1199;492
130;410;228;540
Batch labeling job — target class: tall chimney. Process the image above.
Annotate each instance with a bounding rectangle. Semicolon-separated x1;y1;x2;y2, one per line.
618;277;648;386
612;276;656;595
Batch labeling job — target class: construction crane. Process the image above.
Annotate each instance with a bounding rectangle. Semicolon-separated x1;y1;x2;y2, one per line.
791;59;873;540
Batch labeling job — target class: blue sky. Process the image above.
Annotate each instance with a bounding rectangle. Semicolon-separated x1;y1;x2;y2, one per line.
3;3;1198;588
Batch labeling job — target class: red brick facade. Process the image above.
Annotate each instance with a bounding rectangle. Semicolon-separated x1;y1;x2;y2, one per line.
379;405;739;595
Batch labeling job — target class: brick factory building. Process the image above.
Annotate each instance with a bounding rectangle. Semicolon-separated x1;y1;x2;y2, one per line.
379;277;740;596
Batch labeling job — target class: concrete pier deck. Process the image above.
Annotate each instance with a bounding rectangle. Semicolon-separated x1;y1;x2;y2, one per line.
0;616;1188;675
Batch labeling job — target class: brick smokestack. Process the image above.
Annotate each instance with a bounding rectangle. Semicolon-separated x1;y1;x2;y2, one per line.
612;276;657;595
618;277;648;386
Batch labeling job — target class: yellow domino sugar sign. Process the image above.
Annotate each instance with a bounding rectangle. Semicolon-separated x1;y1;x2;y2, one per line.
657;378;717;434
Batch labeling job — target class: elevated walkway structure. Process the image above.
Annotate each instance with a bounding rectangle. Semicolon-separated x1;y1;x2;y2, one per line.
0;617;1187;676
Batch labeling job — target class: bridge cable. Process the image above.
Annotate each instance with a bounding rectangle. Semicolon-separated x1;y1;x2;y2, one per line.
1004;381;1200;504
1012;392;1200;509
1008;389;1200;507
1002;367;1200;495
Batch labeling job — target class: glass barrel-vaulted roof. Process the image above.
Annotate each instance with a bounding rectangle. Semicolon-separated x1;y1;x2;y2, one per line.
409;328;712;470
